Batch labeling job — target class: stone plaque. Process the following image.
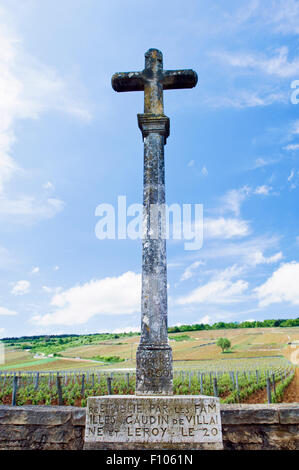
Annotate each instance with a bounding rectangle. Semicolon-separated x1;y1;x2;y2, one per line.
84;395;223;450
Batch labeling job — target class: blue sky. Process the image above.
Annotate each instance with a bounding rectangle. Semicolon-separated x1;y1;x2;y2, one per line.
0;0;299;338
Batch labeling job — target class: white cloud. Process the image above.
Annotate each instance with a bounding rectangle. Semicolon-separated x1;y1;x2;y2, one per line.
113;326;140;334
177;266;249;306
292;120;299;135
284;144;299;151
180;261;204;282
187;160;194;167
43;182;55;191
11;280;30;296
0;306;18;315
248;250;283;266
263;0;299;35
42;286;62;295
209;89;287;109
199;235;281;263
32;271;141;326
198;315;212;324
254;185;272;195
0;8;90;222
220;186;251;216
201;166;208;176
215;46;299;78
255;261;299;306
253;157;278;168
177;278;248;305
288;169;295;181
204;217;250;239
31;266;39;274
53;266;60;271
0;196;65;221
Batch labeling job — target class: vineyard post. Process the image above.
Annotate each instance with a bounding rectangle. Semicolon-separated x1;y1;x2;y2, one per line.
107;376;112;395
256;370;259;384
266;377;272;403
213;377;218;397
236;372;240;403
91;373;95;388
200;373;203;394
230;371;235;389
34;372;39;391
81;374;85;397
272;373;276;397
56;375;64;406
12;375;18;406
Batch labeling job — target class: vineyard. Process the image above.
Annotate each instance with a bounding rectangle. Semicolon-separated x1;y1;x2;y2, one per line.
0;356;296;407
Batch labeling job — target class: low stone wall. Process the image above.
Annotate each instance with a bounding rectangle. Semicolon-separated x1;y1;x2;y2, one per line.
0;403;298;450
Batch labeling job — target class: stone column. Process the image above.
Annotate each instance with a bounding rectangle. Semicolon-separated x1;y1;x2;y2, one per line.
136;114;172;396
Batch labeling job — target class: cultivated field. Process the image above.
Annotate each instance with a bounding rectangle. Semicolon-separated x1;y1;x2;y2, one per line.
2;327;299;371
0;327;298;405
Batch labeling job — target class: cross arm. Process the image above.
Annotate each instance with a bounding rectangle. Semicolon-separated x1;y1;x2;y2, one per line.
111;71;144;92
162;69;198;90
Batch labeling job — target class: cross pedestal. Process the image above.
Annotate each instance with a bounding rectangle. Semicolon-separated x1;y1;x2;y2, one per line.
84;49;223;450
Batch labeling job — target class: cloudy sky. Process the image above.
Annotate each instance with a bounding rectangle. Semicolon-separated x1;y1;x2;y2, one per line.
0;0;299;338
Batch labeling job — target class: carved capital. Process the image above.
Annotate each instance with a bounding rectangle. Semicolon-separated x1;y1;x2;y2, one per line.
137;114;170;144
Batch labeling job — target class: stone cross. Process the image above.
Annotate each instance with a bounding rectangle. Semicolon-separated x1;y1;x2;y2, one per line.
112;49;197;395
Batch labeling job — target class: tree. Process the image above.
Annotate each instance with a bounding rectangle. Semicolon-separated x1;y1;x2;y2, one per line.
216;337;231;352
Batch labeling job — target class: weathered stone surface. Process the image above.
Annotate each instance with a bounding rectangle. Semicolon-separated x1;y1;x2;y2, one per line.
0;405;72;426
221;404;279;424
84;395;222;448
111;48;197;116
279;404;299;424
71;408;86;426
223;424;299;450
112;50;197;396
136;345;172;396
0;404;298;450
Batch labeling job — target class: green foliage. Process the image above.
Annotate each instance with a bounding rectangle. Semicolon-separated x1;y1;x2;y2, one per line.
167;318;299;333
1;331;140;356
91;355;125;363
216;337;231;352
169;334;191;342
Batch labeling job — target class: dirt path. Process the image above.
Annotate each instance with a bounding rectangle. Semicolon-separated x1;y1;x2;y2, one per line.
282;368;299;403
290;348;299;365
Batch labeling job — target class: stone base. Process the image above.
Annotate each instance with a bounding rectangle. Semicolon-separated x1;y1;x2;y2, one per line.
84;395;223;450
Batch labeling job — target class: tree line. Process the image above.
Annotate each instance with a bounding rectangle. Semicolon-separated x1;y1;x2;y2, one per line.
168;318;299;333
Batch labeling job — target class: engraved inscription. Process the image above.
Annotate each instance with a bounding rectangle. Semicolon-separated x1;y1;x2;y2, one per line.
85;396;223;444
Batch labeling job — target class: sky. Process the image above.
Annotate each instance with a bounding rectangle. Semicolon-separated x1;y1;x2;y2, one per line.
0;0;299;338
